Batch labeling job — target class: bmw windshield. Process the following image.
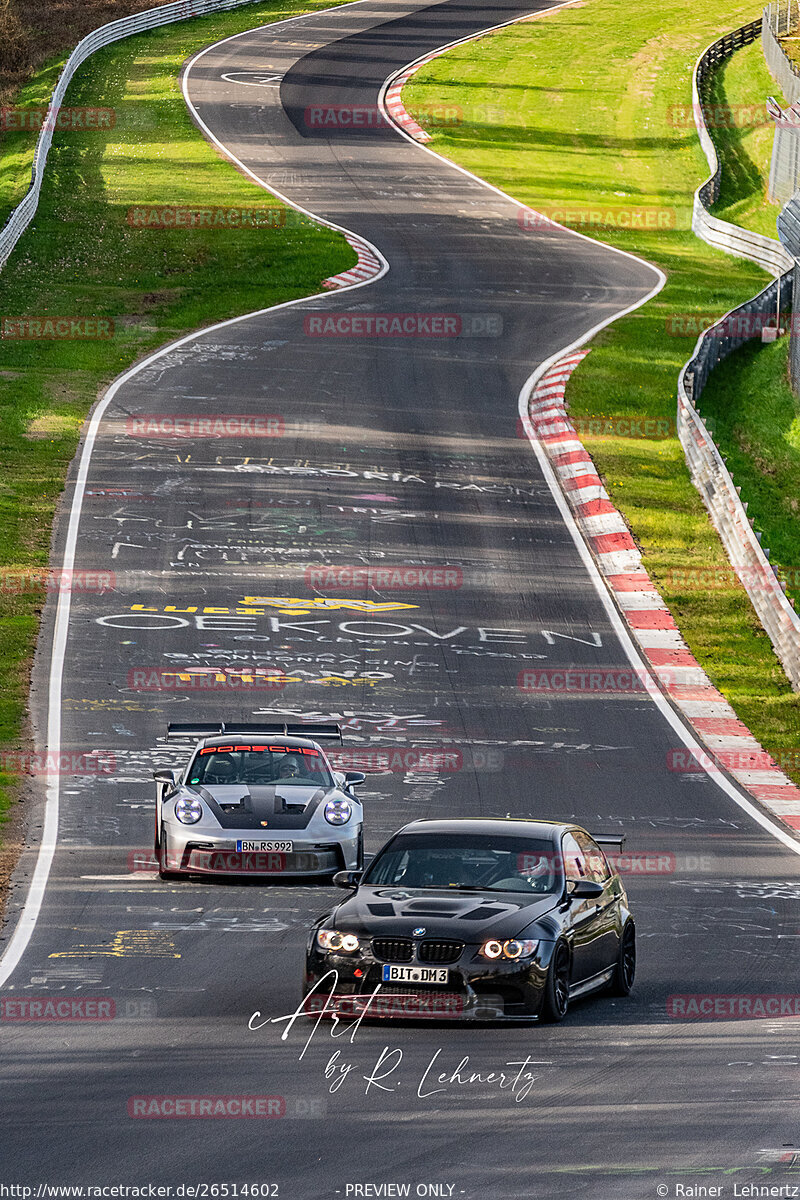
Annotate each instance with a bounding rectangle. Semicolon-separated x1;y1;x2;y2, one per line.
362;832;564;893
187;744;333;787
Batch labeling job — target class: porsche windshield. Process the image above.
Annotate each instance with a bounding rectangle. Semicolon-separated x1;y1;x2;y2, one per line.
187;744;333;787
363;833;564;893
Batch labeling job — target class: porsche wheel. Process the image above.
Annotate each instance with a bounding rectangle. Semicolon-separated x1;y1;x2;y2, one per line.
540;941;571;1022
158;827;182;881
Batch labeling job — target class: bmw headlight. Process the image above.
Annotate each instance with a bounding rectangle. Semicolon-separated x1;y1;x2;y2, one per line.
480;939;539;961
317;929;360;952
174;797;203;825
324;798;352;826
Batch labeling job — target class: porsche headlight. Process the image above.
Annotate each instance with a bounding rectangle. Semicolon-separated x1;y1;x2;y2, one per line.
174;797;203;825
317;929;360;952
324;798;352;826
479;939;539;961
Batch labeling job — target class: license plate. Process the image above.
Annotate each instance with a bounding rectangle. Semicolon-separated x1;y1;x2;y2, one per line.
381;965;449;985
236;840;293;853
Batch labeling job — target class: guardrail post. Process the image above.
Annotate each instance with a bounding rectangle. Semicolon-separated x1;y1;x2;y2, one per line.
678;21;800;689
0;0;261;272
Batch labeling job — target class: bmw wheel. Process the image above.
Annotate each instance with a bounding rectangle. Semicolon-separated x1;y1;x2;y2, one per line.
609;922;636;996
540;941;571;1022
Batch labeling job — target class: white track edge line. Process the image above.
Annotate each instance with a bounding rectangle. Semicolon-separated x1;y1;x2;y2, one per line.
520;354;800;855
376;8;800;856
4;0;798;990
0;0;395;989
376;2;667;281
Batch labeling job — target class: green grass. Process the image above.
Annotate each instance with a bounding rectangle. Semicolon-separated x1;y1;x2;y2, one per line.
0;0;355;828
405;0;800;779
699;337;800;592
697;42;800;619
709;41;783;237
779;35;800;66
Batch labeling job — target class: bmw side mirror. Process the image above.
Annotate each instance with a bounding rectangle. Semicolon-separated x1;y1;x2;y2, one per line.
333;870;362;889
568;879;604;900
344;771;366;788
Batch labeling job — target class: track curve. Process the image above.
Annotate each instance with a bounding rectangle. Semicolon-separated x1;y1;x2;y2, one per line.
2;1;800;1195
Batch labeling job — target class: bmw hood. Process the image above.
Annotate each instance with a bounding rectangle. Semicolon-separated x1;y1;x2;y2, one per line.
330;886;560;941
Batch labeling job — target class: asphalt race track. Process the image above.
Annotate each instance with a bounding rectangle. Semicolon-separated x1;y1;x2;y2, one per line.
2;1;800;1196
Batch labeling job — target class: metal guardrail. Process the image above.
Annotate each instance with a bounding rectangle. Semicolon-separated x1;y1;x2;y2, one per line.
777;189;800;391
678;24;800;690
767;100;800;205
692;18;793;274
0;0;260;273
776;192;800;390
677;278;800;691
764;5;800;201
5;0;799;685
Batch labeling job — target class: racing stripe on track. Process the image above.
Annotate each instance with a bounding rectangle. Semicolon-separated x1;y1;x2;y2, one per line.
528;351;800;831
322;235;383;288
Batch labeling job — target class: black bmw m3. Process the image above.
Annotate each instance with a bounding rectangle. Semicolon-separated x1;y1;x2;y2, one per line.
303;818;636;1022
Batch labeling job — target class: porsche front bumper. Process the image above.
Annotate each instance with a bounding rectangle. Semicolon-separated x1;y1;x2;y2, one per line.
161;828;361;876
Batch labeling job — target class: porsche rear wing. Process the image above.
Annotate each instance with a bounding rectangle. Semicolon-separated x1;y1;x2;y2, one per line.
165;721;343;744
594;834;626;852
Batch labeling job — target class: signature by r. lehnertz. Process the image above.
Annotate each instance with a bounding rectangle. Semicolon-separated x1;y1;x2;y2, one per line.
248;970;547;1102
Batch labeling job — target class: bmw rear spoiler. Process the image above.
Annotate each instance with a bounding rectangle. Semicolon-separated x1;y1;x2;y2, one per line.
594;835;626;851
165;721;343;744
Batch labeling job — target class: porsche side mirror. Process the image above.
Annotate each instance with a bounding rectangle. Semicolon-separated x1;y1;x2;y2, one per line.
153;769;177;789
333;870;362;889
568;879;604;900
344;771;366;788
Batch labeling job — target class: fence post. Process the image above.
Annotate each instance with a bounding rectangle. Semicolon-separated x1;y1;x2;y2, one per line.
679;21;800;689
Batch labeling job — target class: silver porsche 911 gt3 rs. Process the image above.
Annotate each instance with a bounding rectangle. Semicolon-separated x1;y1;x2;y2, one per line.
153;722;366;881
